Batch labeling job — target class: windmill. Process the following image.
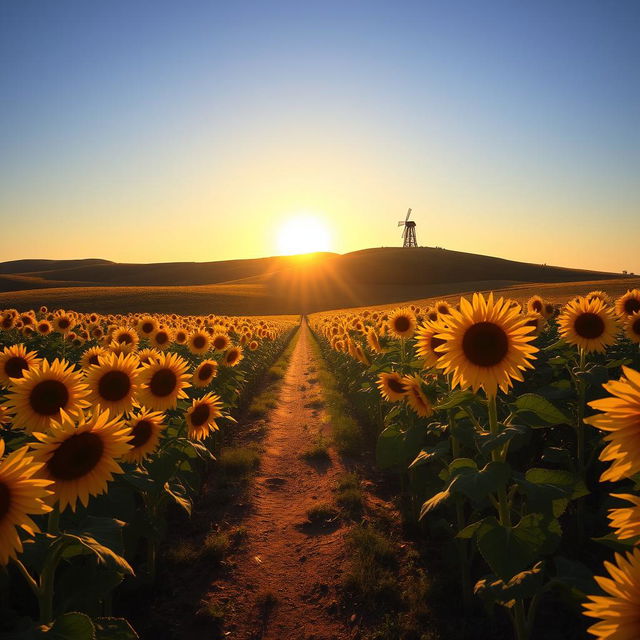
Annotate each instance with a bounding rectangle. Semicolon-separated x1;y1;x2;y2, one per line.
398;208;418;247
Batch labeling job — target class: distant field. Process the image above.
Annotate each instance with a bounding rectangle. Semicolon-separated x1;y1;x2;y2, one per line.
0;247;631;315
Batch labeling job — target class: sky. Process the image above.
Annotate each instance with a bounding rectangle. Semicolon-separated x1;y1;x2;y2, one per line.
1;0;638;273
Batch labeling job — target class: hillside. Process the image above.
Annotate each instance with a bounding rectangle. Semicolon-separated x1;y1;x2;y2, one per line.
0;247;628;315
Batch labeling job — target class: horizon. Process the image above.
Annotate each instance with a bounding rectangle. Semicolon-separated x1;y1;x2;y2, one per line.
1;1;639;274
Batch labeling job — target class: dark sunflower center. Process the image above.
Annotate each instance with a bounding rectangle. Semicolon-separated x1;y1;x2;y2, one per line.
387;377;406;394
39;323;50;332
117;333;133;344
29;379;69;416
58;319;70;329
149;369;177;397
1;318;12;329
190;404;211;427
47;432;104;480
155;332;169;345
574;313;605;339
129;420;153;448
5;356;29;379
226;350;239;364
633;318;640;336
89;355;100;366
142;322;154;334
532;300;543;312
213;337;226;350
98;370;131;402
624;298;640;315
198;364;214;380
430;336;446;352
193;335;206;349
462;322;509;367
394;316;410;333
0;481;11;522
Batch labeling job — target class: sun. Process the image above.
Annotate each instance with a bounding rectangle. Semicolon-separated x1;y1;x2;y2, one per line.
276;214;332;256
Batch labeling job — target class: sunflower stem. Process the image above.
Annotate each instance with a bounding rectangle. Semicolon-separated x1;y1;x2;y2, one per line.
514;599;528;640
487;394;510;526
576;348;587;542
12;557;39;597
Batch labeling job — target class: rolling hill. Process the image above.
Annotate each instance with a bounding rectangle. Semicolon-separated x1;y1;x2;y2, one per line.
0;247;631;315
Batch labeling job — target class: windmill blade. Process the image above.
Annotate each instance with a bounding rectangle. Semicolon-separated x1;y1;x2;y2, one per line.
397;221;406;226
401;229;407;238
405;208;412;222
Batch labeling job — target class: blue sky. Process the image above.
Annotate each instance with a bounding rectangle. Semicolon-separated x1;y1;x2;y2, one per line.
1;1;638;272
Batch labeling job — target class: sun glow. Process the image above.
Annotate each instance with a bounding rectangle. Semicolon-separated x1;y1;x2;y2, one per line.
276;214;332;256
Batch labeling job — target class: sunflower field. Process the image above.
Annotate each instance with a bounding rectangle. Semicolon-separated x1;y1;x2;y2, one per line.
0;307;297;639
309;289;640;640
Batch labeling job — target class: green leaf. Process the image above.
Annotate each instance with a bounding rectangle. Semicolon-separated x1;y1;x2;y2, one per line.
592;532;640;552
434;390;478;411
164;480;192;515
46;612;95;640
419;489;451;519
60;533;133;575
474;562;544;606
94;618;139;640
457;519;486;539
450;461;511;505
476;514;561;581
477;424;531;456
376;424;405;470
551;556;597;595
408;440;450;469
513;393;569;426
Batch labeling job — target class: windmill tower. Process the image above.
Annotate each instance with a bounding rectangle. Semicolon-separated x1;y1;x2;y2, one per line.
398;208;418;247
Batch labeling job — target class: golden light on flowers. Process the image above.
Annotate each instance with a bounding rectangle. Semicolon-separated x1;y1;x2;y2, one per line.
30;410;132;512
583;548;640;640
558;296;618;354
79;345;108;370
585;366;640;483
186;393;223;441
137;348;160;366
192;359;218;387
212;333;230;352
137;351;191;411
415;321;447;368
434;293;538;397
434;300;452;316
53;313;74;335
377;371;407;402
387;308;417;339
402;375;433;417
123;409;165;463
151;327;172;350
36;320;52;335
187;330;211;356
522;312;546;337
0;440;52;565
111;326;139;350
7;359;90;434
366;327;383;354
616;289;640;318
526;295;545;315
606;494;640;540
136;315;158;337
85;352;140;416
0;344;41;385
624;312;640;344
223;345;243;367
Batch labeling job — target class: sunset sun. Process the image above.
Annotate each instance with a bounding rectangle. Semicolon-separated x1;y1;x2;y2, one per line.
276;215;332;256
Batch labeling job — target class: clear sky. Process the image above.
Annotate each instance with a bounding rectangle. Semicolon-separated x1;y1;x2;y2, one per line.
1;1;638;273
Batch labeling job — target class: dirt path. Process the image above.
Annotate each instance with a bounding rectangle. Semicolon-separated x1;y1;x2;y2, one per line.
206;320;353;640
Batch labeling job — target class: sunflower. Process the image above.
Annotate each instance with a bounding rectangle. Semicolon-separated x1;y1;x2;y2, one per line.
123;409;165;463
585;366;640;483
185;393;222;441
355;344;370;366
248;339;259;351
624;312;640;344
583;548;640;640
434;300;452;316
137;352;191;411
366;327;383;354
587;290;610;305
7;359;90;434
192;360;218;388
223;346;243;367
403;375;433;417
151;328;172;350
434;293;538;397
616;289;640;318
137;348;160;367
85;352;140;416
388;308;417;339
0;440;53;564
174;328;188;345
415;321;447;368
36;320;53;335
79;346;108;370
526;295;545;315
211;333;230;352
0;406;10;426
111;326;139;351
136;316;158;338
607;494;640;541
187;331;211;356
53;313;74;335
377;372;407;402
558;296;618;353
30;410;132;512
0;344;41;386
